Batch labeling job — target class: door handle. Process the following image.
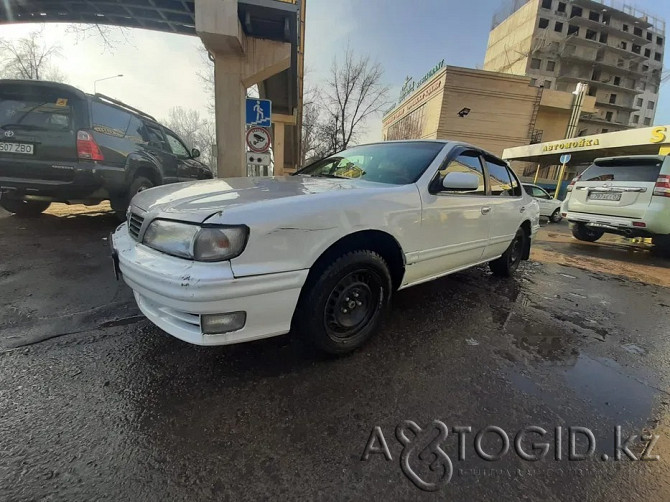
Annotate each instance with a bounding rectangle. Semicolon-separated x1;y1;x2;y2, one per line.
520;206;526;213
481;206;491;215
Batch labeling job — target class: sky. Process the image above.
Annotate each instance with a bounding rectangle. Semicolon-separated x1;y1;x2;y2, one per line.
0;0;668;142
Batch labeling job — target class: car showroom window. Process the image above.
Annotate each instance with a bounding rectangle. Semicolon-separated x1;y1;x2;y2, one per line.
436;151;486;195
165;131;190;158
486;158;516;196
91;102;131;138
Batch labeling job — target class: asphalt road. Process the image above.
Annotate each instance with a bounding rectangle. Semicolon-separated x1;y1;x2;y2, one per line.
1;204;670;501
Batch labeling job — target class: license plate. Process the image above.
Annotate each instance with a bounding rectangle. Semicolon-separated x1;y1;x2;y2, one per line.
589;192;621;201
0;142;34;154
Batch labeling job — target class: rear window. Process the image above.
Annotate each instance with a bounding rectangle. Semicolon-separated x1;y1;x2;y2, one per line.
0;92;73;131
581;159;662;182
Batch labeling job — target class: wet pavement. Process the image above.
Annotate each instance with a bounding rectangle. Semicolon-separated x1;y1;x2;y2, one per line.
1;205;670;500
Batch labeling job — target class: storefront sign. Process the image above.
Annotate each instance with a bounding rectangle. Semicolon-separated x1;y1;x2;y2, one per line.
542;138;600;152
384;59;446;120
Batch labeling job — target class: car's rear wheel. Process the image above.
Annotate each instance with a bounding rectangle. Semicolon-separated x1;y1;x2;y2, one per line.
490;227;527;277
550;209;562;223
0;198;51;217
652;235;670;256
294;250;392;355
572;223;604;242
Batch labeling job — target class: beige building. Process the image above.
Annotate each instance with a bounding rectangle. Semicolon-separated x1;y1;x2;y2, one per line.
381;64;596;158
484;0;665;135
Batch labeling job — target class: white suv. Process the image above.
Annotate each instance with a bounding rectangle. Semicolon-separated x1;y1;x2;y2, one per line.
561;155;670;252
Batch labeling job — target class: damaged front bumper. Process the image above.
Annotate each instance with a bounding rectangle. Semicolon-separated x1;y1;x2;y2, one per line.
110;223;309;346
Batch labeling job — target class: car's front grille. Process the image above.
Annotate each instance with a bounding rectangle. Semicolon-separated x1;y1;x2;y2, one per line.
128;212;144;241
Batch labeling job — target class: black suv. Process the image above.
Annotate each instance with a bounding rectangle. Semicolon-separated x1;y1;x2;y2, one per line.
0;80;213;217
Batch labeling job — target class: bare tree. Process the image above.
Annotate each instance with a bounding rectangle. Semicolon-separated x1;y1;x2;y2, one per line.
300;85;323;164
319;47;390;154
164;106;216;166
385;111;425;141
0;30;65;82
66;24;132;52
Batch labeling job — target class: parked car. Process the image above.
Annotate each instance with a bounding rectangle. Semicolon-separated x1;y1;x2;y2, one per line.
111;141;541;354
522;183;562;222
0;80;212;218
562;155;670;252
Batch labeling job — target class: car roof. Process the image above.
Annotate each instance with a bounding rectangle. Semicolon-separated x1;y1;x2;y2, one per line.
594;155;667;164
0;79;88;100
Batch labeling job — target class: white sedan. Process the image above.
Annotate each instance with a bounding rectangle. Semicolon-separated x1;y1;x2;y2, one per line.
522;183;563;223
111;141;540;354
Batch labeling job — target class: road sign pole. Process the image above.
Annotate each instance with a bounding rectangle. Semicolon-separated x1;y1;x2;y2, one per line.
554;162;567;199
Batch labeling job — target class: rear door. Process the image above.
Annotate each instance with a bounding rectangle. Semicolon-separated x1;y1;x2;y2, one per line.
567;158;662;218
482;157;526;259
0;82;84;182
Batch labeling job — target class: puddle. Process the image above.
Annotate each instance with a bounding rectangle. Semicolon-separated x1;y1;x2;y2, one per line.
562;354;657;423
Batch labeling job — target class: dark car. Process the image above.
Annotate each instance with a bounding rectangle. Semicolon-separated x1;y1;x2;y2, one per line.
0;80;213;218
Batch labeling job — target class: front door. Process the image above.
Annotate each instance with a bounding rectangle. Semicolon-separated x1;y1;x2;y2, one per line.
417;149;492;279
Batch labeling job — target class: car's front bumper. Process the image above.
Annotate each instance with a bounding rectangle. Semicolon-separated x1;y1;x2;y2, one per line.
111;224;309;346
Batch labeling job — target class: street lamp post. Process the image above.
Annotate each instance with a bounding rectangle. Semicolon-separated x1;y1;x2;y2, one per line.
94;74;124;93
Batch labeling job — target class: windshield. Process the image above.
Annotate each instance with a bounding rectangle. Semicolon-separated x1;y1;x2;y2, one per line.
297;142;445;185
581;159;663;182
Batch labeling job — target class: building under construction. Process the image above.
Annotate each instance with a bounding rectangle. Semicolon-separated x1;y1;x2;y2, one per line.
484;0;665;136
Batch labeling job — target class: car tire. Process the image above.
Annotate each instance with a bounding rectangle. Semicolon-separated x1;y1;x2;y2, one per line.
490;227;526;277
550;209;562;223
293;250;392;355
0;198;50;217
652;235;670;256
572;223;604;242
113;177;155;221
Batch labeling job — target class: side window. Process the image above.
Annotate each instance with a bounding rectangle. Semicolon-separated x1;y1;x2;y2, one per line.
145;123;168;151
507;167;523;196
436;151;486;195
127;116;148;146
524;185;534;196
164;131;190;158
486;158;515;196
532;186;550;199
91;102;132;138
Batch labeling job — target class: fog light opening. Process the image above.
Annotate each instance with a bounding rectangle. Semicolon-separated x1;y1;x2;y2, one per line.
201;312;247;334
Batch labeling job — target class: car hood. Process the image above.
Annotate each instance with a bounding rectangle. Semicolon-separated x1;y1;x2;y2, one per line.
130;175;384;223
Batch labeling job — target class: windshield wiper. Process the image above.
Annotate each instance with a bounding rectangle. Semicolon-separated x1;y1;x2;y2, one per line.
1;123;49;131
311;174;352;179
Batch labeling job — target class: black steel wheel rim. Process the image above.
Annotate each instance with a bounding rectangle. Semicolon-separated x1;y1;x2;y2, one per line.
324;269;382;340
509;233;523;267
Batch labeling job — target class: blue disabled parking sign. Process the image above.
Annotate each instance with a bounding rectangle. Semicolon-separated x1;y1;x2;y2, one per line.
246;98;272;127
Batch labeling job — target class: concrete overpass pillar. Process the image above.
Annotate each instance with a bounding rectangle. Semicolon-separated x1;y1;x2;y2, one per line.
195;0;291;178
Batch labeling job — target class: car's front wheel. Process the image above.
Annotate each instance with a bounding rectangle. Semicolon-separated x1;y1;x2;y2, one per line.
0;198;50;217
572;223;604;242
550;208;562;223
490;227;526;277
294;250;392;355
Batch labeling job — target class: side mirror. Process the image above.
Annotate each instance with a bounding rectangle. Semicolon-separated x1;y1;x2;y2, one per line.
191;148;201;159
442;172;480;191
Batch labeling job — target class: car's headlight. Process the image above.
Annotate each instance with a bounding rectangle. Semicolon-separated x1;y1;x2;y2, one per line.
142;220;248;261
